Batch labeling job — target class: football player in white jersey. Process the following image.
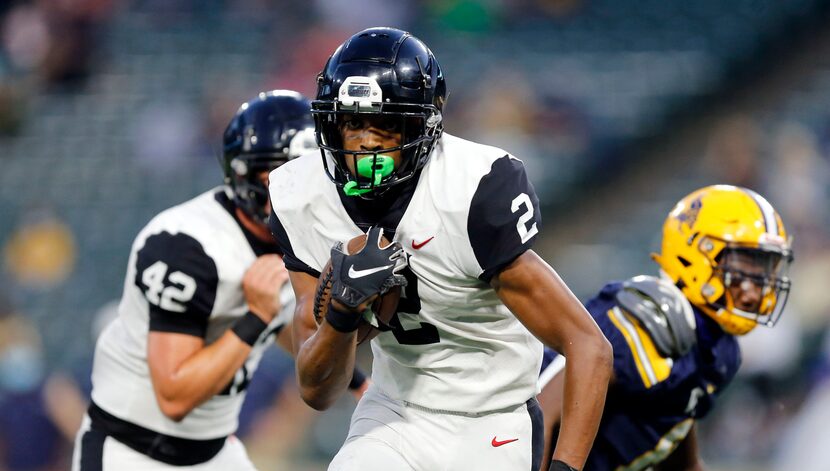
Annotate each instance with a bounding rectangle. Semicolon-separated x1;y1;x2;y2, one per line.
71;91;323;470
268;28;612;471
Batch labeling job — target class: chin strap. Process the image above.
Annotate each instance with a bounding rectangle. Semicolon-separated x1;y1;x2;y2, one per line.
343;155;395;196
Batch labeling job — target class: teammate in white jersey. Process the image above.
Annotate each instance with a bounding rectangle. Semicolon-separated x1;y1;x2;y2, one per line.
268;28;612;471
72;91;321;470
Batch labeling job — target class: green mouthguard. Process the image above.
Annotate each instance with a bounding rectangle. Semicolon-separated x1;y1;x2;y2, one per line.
343;155;395;196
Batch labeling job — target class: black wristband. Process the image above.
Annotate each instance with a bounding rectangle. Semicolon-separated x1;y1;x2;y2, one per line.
348;368;367;391
231;311;268;346
325;303;363;333
549;460;578;471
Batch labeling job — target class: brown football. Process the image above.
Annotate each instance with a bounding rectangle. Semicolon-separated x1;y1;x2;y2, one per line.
313;232;401;345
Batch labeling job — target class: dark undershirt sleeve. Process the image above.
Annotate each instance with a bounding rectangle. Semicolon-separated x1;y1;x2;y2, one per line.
134;231;218;337
268;209;321;278
468;155;541;282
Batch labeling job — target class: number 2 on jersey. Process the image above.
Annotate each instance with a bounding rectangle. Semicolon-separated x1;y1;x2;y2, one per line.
141;261;196;312
511;192;538;244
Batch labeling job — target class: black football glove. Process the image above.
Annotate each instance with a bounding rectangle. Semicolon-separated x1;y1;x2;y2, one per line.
329;226;408;311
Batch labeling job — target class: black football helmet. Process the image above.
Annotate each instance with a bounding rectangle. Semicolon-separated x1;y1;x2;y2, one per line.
313;27;447;197
222;90;315;224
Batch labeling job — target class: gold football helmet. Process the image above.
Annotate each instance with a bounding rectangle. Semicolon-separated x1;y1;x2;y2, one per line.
652;185;792;335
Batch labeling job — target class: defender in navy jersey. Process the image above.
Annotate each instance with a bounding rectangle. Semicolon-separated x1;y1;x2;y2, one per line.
269;27;612;471
538;185;793;471
71;91;321;470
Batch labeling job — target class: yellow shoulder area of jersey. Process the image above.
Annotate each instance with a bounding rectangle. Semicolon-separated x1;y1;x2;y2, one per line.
607;306;673;388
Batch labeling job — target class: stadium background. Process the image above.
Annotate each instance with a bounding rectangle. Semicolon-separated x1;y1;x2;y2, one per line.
0;0;828;469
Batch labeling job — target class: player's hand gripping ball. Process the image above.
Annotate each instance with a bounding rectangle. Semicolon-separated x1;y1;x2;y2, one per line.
313;227;407;344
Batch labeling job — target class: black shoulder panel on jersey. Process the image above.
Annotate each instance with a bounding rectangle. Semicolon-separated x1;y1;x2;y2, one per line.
134;231;218;337
268;209;321;278
468;155;541;282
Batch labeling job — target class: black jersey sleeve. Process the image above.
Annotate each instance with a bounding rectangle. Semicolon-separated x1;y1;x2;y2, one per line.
268;208;321;278
134;231;218;337
468;155;541;282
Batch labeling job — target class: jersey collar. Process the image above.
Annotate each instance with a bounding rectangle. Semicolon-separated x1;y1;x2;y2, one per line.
336;168;423;240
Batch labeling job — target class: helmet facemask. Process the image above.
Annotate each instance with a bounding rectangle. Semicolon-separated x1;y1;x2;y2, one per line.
313;75;443;198
226;153;288;225
705;246;793;334
225;125;316;225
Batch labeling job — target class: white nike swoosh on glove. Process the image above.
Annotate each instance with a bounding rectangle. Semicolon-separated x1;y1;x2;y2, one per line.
348;264;393;278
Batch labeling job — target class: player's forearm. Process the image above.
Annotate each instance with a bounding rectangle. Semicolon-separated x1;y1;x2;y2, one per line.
553;335;612;469
291;288;357;410
538;371;566;471
295;323;357;410
152;331;251;421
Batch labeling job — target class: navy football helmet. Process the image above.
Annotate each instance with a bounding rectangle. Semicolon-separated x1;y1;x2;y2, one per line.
222;90;315;224
313;27;447;197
